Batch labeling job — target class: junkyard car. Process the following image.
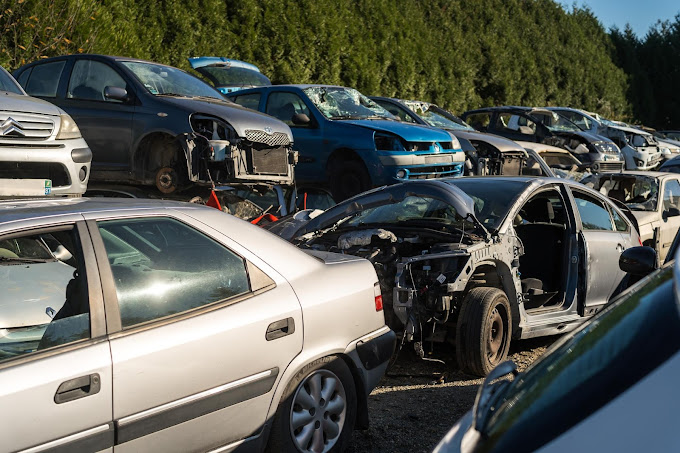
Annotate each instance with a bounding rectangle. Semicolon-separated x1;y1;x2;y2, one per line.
582;171;680;263
0;65;91;196
433;250;680;453
518;141;591;180
228;85;465;200
659;153;680;173
188;57;272;95
370;97;552;176
13;55;295;194
270;177;639;376
0;197;394;453
462;106;625;172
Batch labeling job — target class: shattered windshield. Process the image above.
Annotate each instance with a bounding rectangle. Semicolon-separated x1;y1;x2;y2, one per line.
530;111;581;133
403;101;473;130
303;87;395;120
582;174;659;211
196;66;271;87
0;67;23;95
121;61;223;99
341;195;477;235
445;179;530;230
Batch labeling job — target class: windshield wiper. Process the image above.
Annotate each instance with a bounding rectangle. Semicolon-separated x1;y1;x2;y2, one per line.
328;115;362;120
0;256;53;264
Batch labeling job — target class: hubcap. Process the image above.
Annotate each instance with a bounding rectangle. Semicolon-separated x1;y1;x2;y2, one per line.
487;305;507;363
289;369;347;453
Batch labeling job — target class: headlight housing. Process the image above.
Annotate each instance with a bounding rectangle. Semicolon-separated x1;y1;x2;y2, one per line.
56;114;82;140
374;133;407;151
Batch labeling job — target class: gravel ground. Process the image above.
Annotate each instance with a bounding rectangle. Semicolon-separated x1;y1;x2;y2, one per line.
348;336;559;453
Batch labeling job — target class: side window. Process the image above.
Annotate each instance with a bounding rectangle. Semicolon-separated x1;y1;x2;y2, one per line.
497;114;536;135
465;113;491;131
16;68;31;88
0;227;90;362
375;101;416;123
231;93;261;110
572;191;614;231
266;92;312;126
24;61;66;97
97;218;251;328
663;180;680;212
67;60;127;102
610;207;629;232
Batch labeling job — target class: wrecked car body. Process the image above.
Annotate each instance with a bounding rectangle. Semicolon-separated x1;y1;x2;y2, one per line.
270;177;639;376
188;57;272;95
13;55;296;194
462;106;625;173
518;141;591;181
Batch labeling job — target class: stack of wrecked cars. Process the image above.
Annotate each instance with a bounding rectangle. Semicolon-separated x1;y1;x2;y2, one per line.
268;176;640;376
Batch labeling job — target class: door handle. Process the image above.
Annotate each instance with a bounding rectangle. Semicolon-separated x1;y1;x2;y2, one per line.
54;373;101;404
616;244;624;253
266;318;295;341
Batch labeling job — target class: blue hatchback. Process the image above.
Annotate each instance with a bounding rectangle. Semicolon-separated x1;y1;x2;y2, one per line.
228;85;465;200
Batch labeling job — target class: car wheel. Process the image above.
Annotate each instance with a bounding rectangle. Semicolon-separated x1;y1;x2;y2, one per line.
456;287;512;376
267;356;356;453
329;160;371;201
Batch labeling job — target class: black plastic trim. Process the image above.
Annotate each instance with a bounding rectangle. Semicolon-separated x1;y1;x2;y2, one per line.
356;330;397;370
115;367;279;444
29;423;114;453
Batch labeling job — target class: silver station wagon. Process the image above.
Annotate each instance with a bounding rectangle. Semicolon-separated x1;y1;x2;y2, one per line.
0;198;394;453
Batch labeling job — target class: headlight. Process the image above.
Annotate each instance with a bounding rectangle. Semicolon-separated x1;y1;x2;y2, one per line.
662;147;672;157
634;158;644;166
374;133;406;151
449;134;461;150
593;141;619;154
56;114;82;140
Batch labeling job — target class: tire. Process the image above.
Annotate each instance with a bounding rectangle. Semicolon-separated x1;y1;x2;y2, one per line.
329;160;371;202
456;287;512;376
267;356;357;453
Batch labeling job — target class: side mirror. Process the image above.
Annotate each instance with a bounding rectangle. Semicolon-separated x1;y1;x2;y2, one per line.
619;246;658;276
52;245;73;262
104;86;129;102
663;207;680;219
292;113;311;125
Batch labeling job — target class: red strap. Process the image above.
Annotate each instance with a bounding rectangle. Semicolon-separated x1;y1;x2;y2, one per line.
251;213;279;225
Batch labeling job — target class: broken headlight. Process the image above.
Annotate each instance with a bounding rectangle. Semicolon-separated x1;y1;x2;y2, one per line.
374;132;406;151
190;114;236;141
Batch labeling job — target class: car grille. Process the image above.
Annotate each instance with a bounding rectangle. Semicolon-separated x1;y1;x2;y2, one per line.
406;164;464;179
0;114;54;140
0;162;70;186
598;162;624;172
249;146;289;175
245;129;291;147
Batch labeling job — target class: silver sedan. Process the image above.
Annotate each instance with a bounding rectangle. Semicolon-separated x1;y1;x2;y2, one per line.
0;197;394;453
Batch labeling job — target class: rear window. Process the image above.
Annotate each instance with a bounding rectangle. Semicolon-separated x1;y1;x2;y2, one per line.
24;61;66;97
480;267;680;452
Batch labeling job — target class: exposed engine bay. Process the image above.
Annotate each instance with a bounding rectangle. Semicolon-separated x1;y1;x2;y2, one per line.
468;141;528;176
178;114;298;186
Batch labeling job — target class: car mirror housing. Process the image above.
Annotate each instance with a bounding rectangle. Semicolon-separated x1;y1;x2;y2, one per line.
619;246;658;276
664;207;680;219
292;113;311;125
104;86;129;102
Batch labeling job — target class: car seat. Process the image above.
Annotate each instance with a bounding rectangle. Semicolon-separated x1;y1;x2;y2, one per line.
38;269;89;350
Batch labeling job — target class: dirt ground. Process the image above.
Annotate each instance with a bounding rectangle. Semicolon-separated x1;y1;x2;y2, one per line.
348;336;559;453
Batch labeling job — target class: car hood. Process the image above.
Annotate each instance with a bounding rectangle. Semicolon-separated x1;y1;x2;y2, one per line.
556;129;612;144
0;261;72;328
0;92;62;117
452;130;525;152
293;181;480;238
159;96;293;140
631;210;658;226
340;119;453;142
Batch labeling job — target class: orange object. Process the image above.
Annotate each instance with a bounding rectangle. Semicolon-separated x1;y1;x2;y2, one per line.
251;213;279;225
205;190;222;211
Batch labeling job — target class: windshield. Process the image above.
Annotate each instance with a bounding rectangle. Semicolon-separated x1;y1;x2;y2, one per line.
479;267;680;452
582;174;659;211
121;61;223;99
444;179;530;230
196;66;271;87
303;87;395;120
403;101;474;130
530;110;581;133
0;67;23;95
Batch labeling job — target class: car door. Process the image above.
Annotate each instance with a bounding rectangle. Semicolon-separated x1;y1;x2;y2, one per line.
569;188;628;311
59;58;135;171
0;219;113;452
85;213;303;452
658;178;680;262
263;90;324;182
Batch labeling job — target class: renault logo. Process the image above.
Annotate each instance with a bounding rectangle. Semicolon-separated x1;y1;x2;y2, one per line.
0;117;25;137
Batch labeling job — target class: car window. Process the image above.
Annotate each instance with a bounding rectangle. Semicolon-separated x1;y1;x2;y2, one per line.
231;93;261;110
97;217;250;328
375;101;417;123
663;180;680;212
24;61;66;97
497;113;536;135
0;67;24;95
610;207;630;232
67;60;127;102
556;110;591;131
572;190;614;231
0;227;90;362
266;92;311;126
465;112;491;131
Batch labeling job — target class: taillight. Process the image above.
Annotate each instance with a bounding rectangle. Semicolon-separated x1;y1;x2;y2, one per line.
374;282;383;311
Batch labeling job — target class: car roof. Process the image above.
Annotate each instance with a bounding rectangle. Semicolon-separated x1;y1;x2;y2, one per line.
20;54;175;68
0;197;208;224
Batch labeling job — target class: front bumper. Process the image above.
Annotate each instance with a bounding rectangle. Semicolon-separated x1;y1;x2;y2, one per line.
376;150;466;183
0;137;91;196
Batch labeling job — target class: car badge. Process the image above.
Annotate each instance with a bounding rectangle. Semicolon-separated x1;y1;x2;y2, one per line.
434;143;441;153
0;117;25;137
46;307;56;318
264;127;273;135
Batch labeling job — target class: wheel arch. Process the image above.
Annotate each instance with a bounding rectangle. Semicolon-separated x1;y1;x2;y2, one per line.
465;260;521;336
131;129;184;182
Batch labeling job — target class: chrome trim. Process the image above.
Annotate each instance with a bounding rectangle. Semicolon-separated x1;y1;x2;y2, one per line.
18;424;110;453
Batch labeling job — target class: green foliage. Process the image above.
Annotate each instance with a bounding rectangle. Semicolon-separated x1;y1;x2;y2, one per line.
2;0;634;120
